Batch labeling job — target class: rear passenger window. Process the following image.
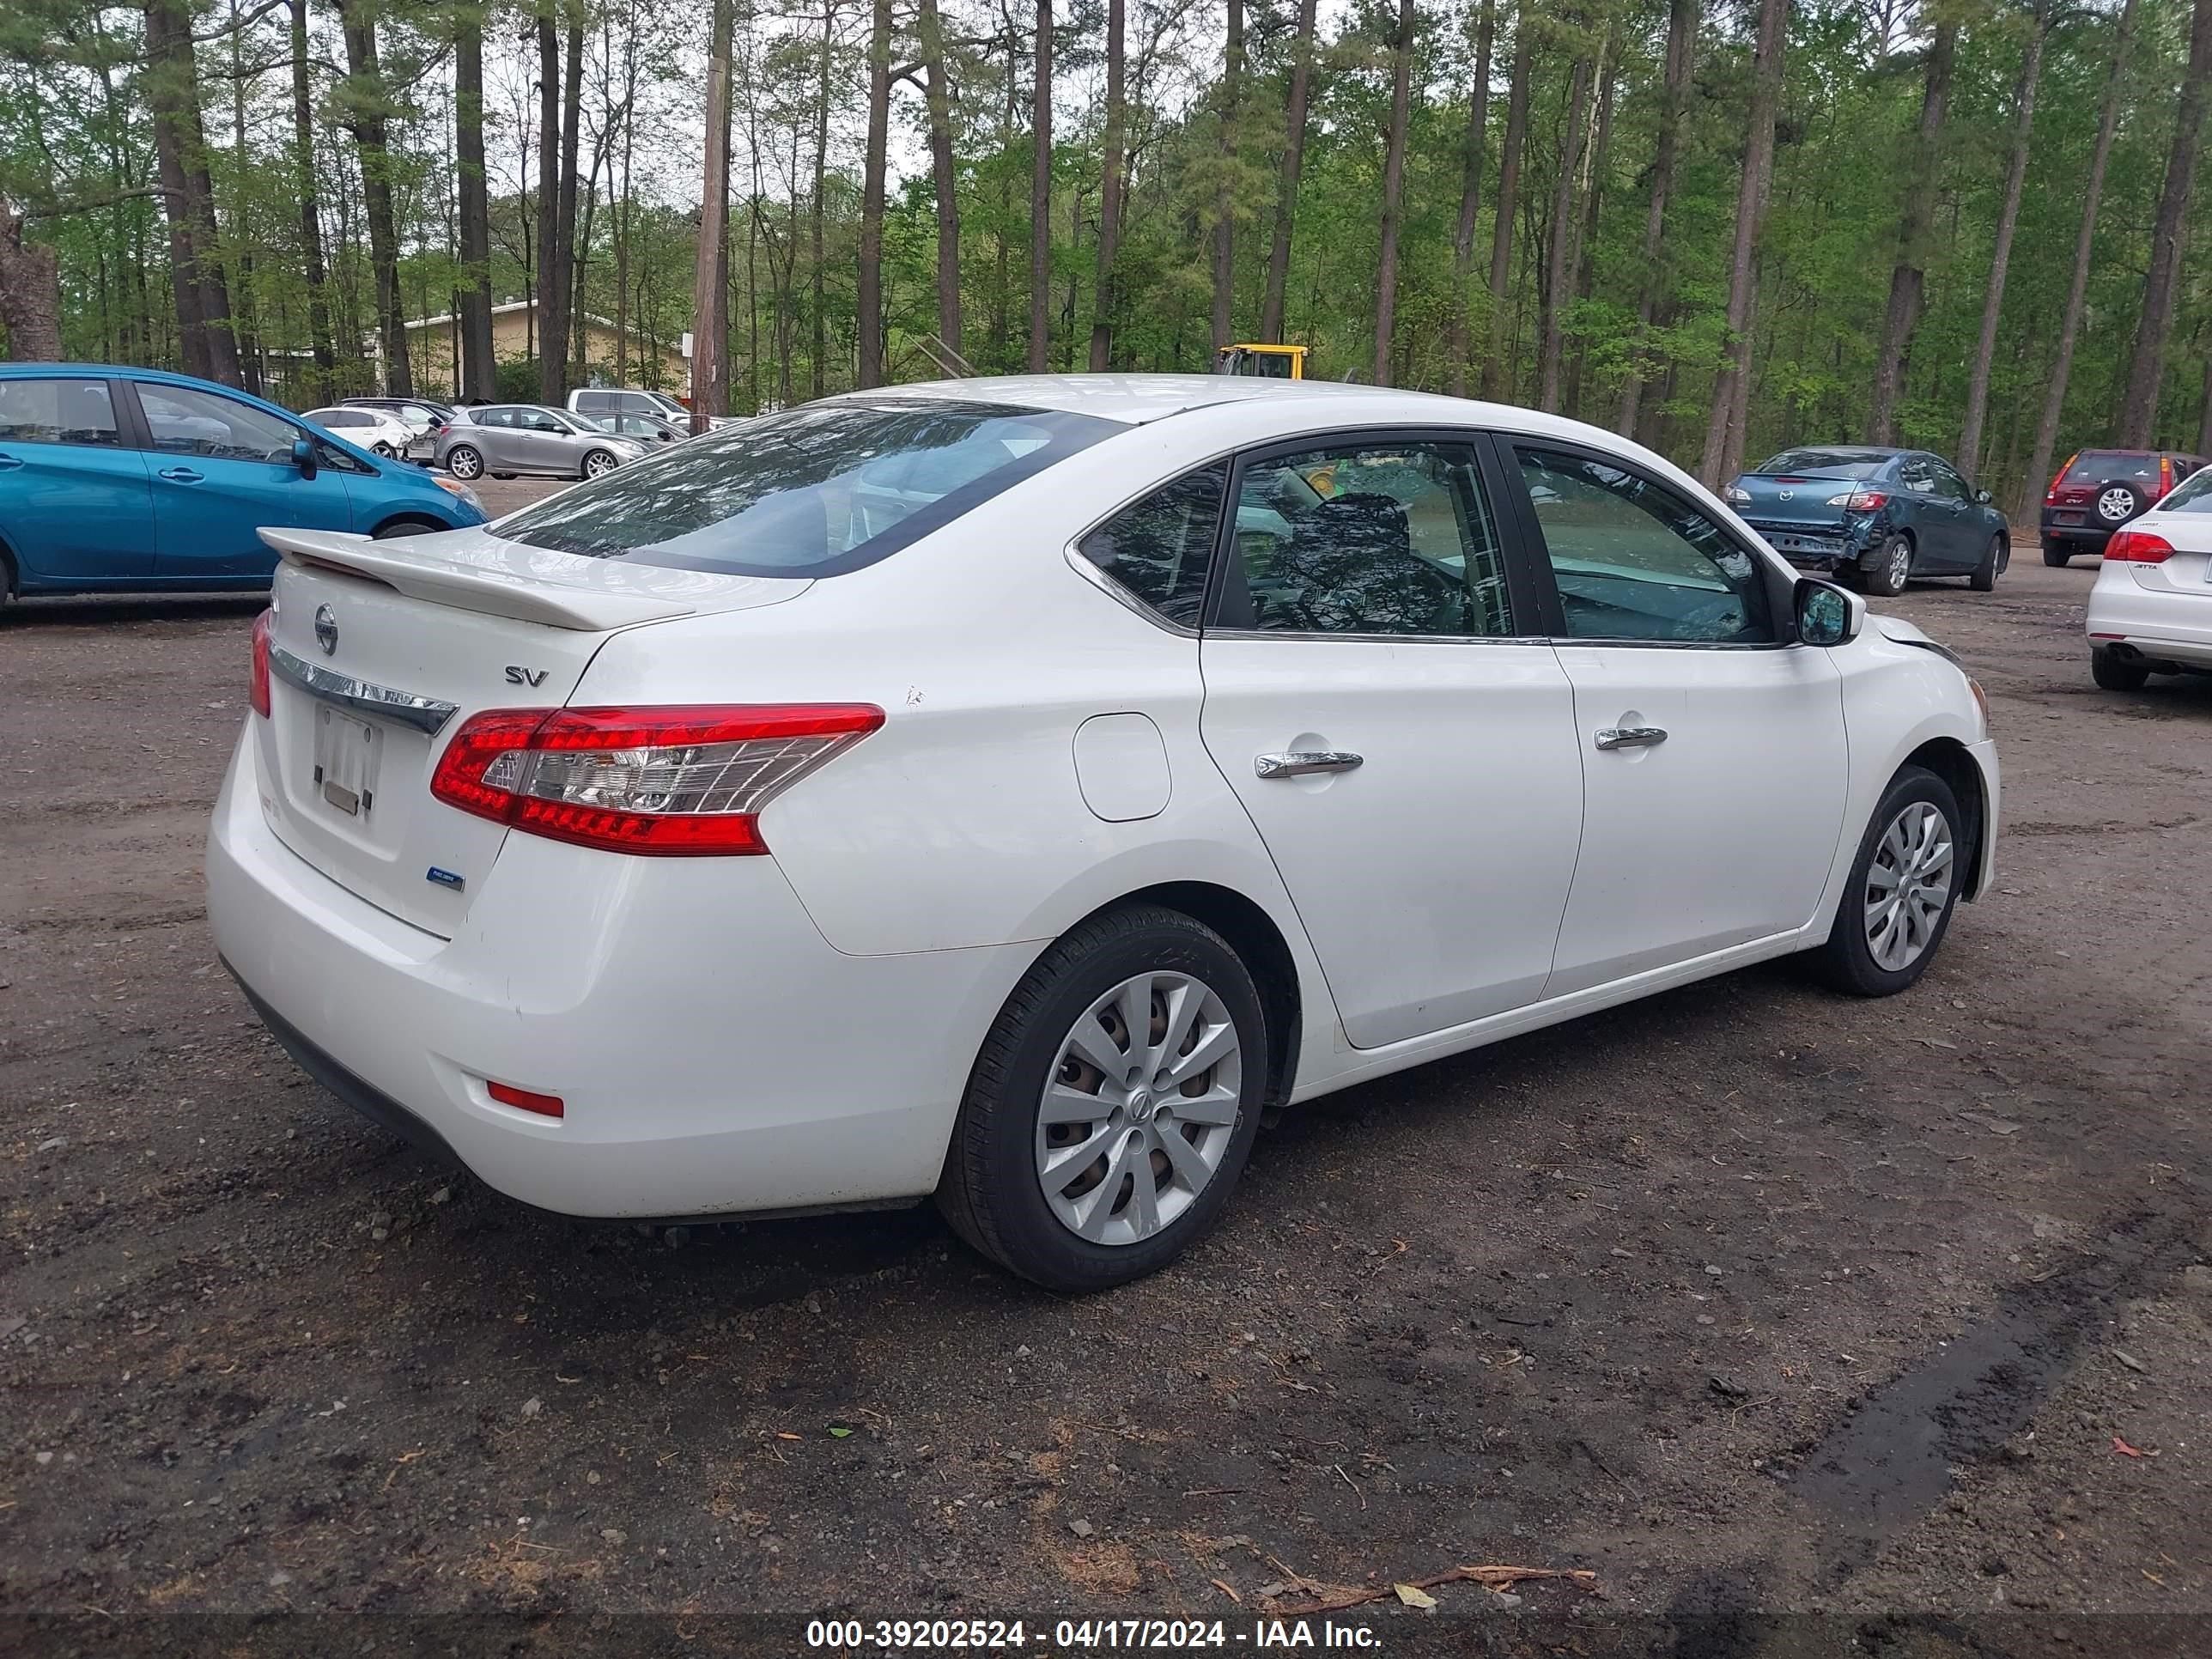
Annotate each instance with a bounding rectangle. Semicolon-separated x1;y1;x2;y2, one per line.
0;378;121;447
1078;464;1225;628
1226;441;1512;636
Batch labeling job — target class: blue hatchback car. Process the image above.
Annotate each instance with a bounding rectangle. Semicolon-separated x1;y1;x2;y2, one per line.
0;364;488;608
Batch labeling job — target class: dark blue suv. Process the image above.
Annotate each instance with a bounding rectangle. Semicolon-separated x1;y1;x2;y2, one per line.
0;364;488;608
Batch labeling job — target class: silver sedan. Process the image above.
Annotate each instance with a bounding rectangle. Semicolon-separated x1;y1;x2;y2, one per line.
435;404;647;483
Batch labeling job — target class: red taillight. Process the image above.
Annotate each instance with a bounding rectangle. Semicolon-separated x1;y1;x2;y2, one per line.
2046;453;2079;505
428;703;884;855
251;609;272;718
2103;530;2175;563
487;1080;564;1119
1845;490;1889;513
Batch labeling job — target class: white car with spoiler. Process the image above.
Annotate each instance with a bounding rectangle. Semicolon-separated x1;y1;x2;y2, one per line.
207;375;1999;1291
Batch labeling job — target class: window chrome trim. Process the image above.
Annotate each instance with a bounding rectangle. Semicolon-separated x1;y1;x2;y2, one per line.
266;641;460;735
1200;626;1553;647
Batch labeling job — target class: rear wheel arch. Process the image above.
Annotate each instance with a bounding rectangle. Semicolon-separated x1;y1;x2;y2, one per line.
1057;882;1304;1115
1899;738;1986;900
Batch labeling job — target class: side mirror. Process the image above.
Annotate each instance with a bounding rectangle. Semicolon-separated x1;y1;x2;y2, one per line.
1975;488;1993;504
290;436;318;480
1794;576;1863;647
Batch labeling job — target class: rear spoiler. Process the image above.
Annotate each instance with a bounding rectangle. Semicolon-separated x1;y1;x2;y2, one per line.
259;527;696;632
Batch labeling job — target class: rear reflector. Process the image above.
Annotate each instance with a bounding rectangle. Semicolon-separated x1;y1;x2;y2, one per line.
2103;530;2175;564
487;1080;565;1119
429;703;884;855
251;609;272;718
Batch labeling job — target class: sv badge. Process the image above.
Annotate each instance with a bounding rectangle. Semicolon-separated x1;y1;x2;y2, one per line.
504;665;550;687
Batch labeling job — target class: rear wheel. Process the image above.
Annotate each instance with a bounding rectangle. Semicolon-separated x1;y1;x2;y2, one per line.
1809;765;1965;997
1970;533;2005;592
2092;647;2151;692
1862;533;1912;597
445;443;483;481
937;906;1267;1291
372;441;397;459
2042;539;2071;568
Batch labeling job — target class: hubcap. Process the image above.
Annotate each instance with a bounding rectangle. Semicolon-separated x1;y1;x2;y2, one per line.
1863;800;1954;972
586;453;613;476
453;450;479;478
1036;971;1243;1247
2099;488;2134;522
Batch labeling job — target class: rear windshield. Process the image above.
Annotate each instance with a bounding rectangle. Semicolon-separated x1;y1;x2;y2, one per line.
1753;450;1887;479
2065;451;2160;483
495;398;1115;577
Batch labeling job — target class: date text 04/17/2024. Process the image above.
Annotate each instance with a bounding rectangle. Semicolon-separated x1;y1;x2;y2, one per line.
805;1618;1388;1650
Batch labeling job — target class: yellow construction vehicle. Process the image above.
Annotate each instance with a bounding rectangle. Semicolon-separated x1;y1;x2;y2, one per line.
1214;343;1308;380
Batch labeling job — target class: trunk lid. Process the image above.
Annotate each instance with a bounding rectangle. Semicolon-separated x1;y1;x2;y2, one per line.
251;526;809;936
1729;474;1855;533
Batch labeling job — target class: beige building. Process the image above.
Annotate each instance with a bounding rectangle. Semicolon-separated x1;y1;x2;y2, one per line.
379;299;688;399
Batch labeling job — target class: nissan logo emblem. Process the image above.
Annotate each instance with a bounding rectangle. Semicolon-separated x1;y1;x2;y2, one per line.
313;604;338;656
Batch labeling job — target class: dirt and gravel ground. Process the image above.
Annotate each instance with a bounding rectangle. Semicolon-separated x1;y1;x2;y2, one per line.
4;518;2210;1657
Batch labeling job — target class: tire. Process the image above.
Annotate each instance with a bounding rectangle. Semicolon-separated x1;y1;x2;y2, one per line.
2094;483;2142;526
373;518;438;539
937;905;1268;1292
1861;532;1913;597
445;444;483;481
2042;540;2071;568
492;472;516;481
1970;533;2004;592
2092;646;2151;692
580;449;619;479
372;441;396;459
1809;764;1966;998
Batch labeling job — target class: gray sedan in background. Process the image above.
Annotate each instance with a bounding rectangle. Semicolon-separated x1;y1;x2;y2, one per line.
435;404;646;483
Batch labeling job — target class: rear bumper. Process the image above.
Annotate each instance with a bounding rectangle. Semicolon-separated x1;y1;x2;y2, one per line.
2084;571;2212;669
206;728;1032;1218
2041;514;2112;548
1745;522;1871;571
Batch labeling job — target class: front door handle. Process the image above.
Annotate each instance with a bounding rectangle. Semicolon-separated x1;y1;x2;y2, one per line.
0;453;23;471
1595;726;1668;751
1255;750;1364;779
159;466;204;483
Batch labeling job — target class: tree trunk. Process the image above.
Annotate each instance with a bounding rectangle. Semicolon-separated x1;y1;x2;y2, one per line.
2023;0;2137;514
2119;0;2212;444
533;11;562;397
1566;32;1616;418
1956;12;2046;481
858;0;892;386
1370;0;1417;387
690;0;734;423
1869;18;1956;444
1028;0;1052;371
1618;0;1697;434
145;0;240;385
1259;0;1318;344
547;3;583;393
1482;22;1532;398
0;200;64;361
288;0;336;401
1212;0;1244;353
1698;0;1786;485
1088;0;1127;368
920;0;963;358
1447;0;1495;397
454;5;496;400
811;0;832;398
337;0;408;395
1537;46;1594;413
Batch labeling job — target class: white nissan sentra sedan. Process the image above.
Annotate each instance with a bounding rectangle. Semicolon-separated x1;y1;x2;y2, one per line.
206;375;1999;1291
2084;462;2212;691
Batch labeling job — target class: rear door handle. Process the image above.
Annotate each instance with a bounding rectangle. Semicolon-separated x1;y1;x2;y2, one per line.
0;453;22;471
159;466;204;483
1595;726;1668;750
1255;750;1363;778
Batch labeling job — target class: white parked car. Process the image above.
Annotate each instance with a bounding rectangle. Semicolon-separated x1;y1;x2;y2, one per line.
206;376;2000;1291
2084;465;2212;690
305;404;416;459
